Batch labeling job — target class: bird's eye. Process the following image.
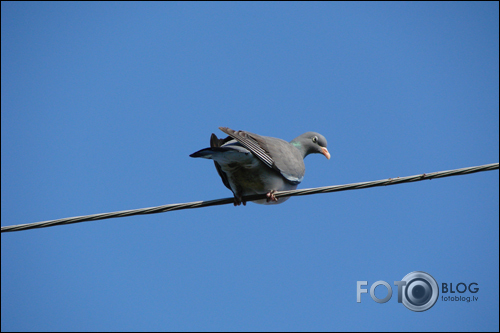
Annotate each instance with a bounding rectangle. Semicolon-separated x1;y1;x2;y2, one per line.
312;136;318;143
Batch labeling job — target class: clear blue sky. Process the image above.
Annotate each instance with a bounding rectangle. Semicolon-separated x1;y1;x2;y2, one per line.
1;2;498;331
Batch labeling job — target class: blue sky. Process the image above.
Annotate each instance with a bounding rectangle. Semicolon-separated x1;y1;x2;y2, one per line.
1;2;498;331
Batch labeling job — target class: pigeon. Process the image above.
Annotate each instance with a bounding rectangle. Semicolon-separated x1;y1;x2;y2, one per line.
190;127;330;206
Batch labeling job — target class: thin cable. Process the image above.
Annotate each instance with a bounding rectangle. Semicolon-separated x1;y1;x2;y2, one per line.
1;163;498;233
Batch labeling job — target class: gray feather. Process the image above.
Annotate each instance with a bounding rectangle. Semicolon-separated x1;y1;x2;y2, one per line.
190;127;329;205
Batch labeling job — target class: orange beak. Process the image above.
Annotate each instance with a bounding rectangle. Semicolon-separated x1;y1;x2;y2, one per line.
321;147;331;160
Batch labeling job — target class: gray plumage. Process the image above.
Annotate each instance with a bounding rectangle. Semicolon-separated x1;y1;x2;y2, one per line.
190;127;330;205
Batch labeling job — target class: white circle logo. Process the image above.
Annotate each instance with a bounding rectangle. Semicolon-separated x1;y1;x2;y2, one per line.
401;271;439;312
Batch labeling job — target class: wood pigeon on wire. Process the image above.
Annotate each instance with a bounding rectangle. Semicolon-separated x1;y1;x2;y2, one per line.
190;127;330;206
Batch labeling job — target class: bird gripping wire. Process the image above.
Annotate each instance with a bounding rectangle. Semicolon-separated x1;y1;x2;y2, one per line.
1;163;498;233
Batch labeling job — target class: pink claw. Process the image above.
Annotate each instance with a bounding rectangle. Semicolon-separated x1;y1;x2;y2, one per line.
266;190;278;202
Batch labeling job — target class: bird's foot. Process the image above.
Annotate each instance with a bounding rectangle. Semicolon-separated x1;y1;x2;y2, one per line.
266;190;278;203
233;196;246;206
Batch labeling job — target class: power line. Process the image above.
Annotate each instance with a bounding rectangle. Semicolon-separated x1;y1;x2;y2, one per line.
1;163;498;233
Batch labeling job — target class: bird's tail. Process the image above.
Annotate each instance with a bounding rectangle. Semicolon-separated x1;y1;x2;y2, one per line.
189;148;213;158
190;133;233;158
189;147;232;158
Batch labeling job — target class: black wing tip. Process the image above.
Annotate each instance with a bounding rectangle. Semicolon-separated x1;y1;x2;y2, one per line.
210;133;219;147
211;132;233;148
